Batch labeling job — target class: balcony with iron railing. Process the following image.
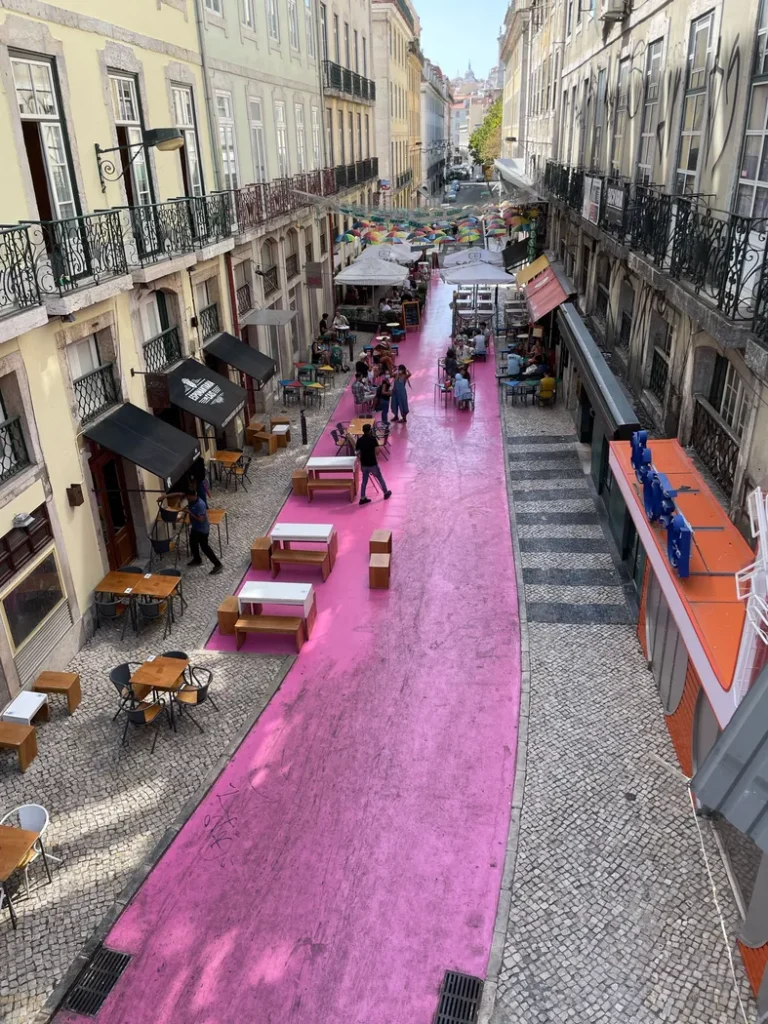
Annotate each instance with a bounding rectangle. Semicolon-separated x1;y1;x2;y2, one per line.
396;170;413;190
229;171;337;235
122;199;195;266
198;302;220;340
691;396;741;499
236;282;252;316
322;60;376;102
23;210;128;298
263;265;279;296
0;416;30;484
0;225;42;320
143;325;182;373
334;158;379;191
544;159;768;347
285;253;299;279
74;363;119;424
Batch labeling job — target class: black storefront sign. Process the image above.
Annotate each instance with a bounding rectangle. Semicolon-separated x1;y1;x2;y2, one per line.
145;373;170;411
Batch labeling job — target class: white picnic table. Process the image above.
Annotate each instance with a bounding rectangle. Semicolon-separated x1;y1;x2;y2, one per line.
2;690;48;726
270;523;334;543
306;456;357;473
238;581;315;618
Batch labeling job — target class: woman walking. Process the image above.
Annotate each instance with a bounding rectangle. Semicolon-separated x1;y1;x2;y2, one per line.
376;373;393;425
391;364;412;423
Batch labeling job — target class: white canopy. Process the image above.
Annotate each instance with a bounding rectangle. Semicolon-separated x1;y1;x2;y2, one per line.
335;258;408;287
358;244;417;265
442;248;504;268
441;263;514;285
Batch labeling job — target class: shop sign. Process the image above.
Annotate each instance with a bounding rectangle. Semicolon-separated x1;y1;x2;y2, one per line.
182;377;224;407
630;431;693;578
582;176;602;225
305;261;324;288
604;185;625;229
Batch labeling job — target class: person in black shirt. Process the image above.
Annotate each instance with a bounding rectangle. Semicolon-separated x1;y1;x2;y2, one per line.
319;312;329;335
355;424;391;505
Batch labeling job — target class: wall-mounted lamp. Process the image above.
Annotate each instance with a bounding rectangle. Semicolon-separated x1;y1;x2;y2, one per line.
95;128;185;193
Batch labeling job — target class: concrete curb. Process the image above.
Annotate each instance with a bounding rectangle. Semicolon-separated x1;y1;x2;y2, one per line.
34;652;295;1024
478;379;532;1024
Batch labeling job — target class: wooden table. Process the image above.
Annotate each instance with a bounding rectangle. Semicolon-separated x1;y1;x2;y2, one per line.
178;508;229;555
270;523;338;567
131;656;189;731
347;418;375;437
238;581;316;636
0;824;44;928
95;572;181;600
211;450;243;484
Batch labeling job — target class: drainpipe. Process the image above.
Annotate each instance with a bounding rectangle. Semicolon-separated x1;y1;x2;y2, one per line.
193;0;222;191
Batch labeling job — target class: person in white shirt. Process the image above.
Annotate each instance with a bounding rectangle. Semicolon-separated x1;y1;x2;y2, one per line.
332;312;349;330
379;299;392;313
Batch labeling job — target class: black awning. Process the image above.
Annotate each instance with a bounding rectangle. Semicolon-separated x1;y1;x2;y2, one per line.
167;358;246;428
84;403;199;487
557;303;640;439
205;332;276;386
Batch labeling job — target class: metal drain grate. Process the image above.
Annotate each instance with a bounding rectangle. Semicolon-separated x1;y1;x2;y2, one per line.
63;946;132;1016
433;970;484;1024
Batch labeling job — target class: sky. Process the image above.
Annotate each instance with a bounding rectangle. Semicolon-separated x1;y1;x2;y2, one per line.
416;0;508;79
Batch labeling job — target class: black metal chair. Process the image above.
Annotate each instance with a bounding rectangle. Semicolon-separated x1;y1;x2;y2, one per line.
136;597;171;639
119;565;145;574
148;532;180;570
121;698;170;754
225;455;252;492
374;422;391;459
109;662;146;720
331;429;352;455
95;593;132;641
172;666;218;733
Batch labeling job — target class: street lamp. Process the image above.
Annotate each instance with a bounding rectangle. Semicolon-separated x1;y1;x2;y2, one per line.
95;128;184;193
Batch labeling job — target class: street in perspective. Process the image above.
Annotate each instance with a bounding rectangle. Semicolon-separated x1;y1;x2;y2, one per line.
0;1;768;1023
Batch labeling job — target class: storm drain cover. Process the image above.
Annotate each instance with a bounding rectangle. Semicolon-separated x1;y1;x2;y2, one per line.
433;970;484;1024
63;946;132;1016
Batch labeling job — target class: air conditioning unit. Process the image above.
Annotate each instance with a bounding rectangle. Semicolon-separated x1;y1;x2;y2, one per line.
600;0;628;21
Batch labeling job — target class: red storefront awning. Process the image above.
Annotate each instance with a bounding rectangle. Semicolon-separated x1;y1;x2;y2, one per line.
526;267;568;323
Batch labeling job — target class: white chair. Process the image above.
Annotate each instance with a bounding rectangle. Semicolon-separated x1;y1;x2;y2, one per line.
0;803;61;896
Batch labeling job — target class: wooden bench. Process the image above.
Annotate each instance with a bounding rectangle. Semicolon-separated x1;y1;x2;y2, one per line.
271;548;331;581
33;671;81;714
370;529;392;555
292;469;308;496
270;415;291;429
0;721;37;772
369;553;391;589
253;431;278;455
217;595;240;636
250;536;273;570
235;615;306;652
307;478;355;502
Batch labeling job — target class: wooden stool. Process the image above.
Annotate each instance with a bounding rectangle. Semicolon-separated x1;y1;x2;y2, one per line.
0;721;37;772
250;536;273;570
254;431;278;455
33;671;81;714
248;419;266;433
245;426;261;447
217;596;240;635
369;553;391;589
370;529;392;555
292;469;308;496
272;424;291;448
270;415;291;428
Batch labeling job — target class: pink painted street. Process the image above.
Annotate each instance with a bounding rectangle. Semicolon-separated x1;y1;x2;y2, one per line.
55;281;522;1024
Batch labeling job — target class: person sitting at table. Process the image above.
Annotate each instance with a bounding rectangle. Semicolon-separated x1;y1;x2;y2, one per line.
481;321;492;343
379;297;392;314
523;360;548;377
453;370;472;407
444;347;459;379
472;329;487;356
537;373;556;404
355;354;371;378
374;345;395;375
319;312;329;336
330;341;345;371
352;373;376;410
311;338;326;364
506;350;525;378
332;310;350;331
527;341;544;366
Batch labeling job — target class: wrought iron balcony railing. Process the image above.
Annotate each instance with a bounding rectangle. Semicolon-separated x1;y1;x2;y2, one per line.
0;225;41;318
74;363;119;424
691;396;740;499
0;416;30;484
322;60;376;101
198;302;220;340
285;253;299;279
124;200;195;266
24;211;127;297
143;325;182;373
263;265;279;296
236;282;252;316
187;193;235;246
395;170;413;190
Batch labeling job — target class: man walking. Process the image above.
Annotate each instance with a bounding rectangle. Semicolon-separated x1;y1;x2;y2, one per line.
186;488;223;574
355;423;391;505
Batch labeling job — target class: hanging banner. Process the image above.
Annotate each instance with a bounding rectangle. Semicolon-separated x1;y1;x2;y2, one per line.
582;176;602;225
305;261;324;288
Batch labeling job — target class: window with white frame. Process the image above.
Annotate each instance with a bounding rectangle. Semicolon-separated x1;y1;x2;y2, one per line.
249;98;268;182
295;103;306;172
311;106;321;169
737;0;768;216
275;102;290;177
637;39;663;185
320;3;327;58
205;0;223;12
611;58;630;174
216;92;239;190
348;111;354;162
305;0;315;58
242;0;254;28
333;13;340;62
267;0;280;40
326;105;334;165
719;363;750;438
108;73;153;207
172;85;204;197
288;0;300;49
676;11;714;195
365;113;370;157
338;109;345;164
591;68;606;171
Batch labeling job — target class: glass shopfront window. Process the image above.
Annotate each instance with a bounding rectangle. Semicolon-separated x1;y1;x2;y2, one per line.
2;549;65;651
645;568;688;714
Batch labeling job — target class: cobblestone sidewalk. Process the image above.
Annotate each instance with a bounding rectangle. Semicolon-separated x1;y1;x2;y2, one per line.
0;372;352;1024
487;393;755;1024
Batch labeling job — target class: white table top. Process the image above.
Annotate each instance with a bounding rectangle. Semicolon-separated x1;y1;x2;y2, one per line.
238;581;314;615
335;324;350;330
307;456;357;471
271;523;334;542
2;690;47;723
272;424;290;435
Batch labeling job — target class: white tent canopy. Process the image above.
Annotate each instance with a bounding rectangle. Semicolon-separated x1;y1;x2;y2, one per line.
335;257;408;287
442;248;504;268
357;244;417;265
441;263;515;285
